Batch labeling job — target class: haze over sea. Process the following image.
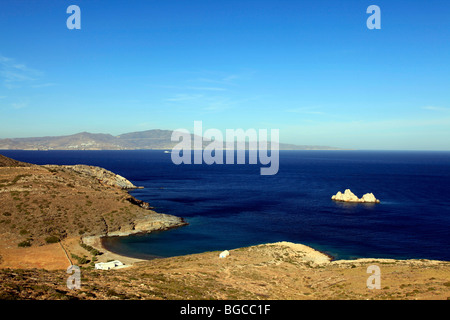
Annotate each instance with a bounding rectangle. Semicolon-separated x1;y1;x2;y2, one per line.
2;150;449;261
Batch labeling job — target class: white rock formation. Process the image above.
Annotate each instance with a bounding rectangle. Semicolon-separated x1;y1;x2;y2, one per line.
331;189;380;203
361;193;380;203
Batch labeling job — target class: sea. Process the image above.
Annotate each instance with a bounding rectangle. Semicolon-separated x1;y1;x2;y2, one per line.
2;150;449;261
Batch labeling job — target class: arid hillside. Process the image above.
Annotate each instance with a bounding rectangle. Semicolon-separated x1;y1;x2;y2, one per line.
0;154;33;167
0;242;449;300
0;155;186;269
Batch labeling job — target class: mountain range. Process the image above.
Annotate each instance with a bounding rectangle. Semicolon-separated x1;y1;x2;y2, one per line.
0;130;343;150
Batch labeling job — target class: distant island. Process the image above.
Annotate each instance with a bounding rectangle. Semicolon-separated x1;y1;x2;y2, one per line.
0;130;345;151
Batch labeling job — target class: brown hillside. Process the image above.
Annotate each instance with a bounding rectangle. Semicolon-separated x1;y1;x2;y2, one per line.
0;242;449;300
0;156;186;269
0;154;33;167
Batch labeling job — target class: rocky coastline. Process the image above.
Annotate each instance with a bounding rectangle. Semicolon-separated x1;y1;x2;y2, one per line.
0;154;188;269
43;163;189;237
68;164;189;257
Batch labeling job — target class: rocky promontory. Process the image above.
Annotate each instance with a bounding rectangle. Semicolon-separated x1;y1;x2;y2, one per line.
0;154;187;261
332;189;380;203
43;164;139;189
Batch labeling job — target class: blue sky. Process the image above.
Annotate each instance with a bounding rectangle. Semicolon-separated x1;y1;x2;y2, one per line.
0;0;449;150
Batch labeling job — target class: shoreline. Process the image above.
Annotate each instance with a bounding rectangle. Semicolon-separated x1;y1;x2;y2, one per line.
85;230;450;267
82;235;146;267
81;214;189;267
84;233;450;269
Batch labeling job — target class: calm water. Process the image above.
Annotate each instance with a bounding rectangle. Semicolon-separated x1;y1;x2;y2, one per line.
2;150;450;261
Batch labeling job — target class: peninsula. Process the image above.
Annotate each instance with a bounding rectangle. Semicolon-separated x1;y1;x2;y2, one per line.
0;154;186;269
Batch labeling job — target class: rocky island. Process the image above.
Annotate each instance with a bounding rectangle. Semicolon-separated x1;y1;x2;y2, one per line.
332;189;380;203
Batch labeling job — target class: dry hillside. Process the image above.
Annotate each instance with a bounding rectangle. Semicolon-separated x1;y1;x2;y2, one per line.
0;242;449;300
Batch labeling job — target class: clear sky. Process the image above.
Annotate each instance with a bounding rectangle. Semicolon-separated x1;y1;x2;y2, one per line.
0;0;449;150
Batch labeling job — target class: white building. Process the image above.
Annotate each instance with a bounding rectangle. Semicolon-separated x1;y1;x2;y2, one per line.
219;250;230;258
95;260;125;270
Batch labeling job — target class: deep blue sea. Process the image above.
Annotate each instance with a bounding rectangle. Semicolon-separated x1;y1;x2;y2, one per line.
2;150;450;261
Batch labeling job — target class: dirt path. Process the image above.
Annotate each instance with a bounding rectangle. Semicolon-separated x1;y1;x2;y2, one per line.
59;241;73;266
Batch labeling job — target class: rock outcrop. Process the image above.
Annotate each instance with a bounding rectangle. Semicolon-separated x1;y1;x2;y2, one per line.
106;213;187;237
360;192;379;203
126;196;154;210
331;189;380;203
44;164;138;189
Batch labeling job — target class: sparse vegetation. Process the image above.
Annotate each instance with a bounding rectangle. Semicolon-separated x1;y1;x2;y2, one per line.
9;174;32;186
45;236;60;244
18;240;31;247
80;242;102;256
70;253;89;265
0;239;449;300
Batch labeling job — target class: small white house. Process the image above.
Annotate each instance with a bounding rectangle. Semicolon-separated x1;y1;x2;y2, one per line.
219;250;230;258
95;260;125;270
